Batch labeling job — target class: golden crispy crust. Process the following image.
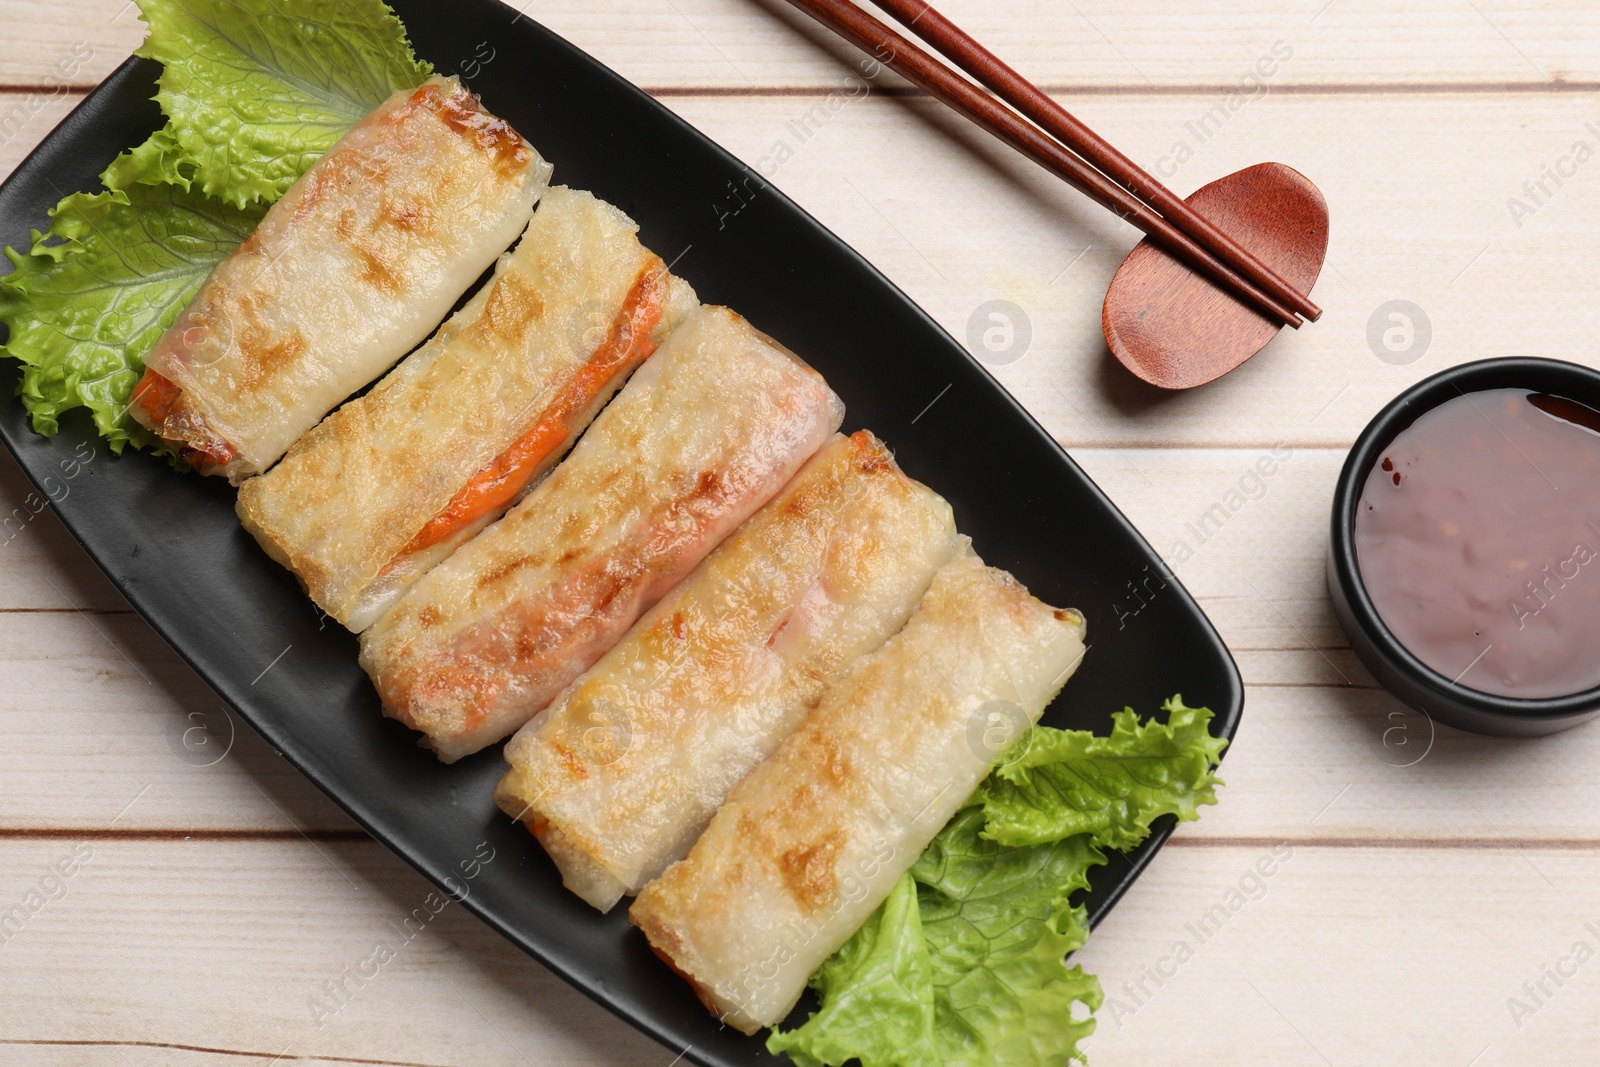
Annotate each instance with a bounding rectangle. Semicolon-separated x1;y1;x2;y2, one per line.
629;544;1089;1033
134;75;550;480
235;187;698;630
358;306;845;763
494;431;959;911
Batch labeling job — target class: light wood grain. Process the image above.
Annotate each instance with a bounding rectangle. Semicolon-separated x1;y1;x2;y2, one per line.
3;837;1599;1066
523;0;1600;91
5;0;1600;1064
0;838;668;1066
1074;842;1600;1066
13;85;1590;450
6;0;1600;91
652;90;1600;450
0;605;361;834
0;1;143;88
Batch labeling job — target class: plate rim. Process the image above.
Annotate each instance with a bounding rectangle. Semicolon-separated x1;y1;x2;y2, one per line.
0;12;1244;1063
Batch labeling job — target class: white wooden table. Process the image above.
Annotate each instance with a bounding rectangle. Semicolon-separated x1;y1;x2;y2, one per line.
4;1;1599;1063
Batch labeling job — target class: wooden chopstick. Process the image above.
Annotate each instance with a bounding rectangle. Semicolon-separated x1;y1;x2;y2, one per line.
870;0;1322;323
777;0;1304;329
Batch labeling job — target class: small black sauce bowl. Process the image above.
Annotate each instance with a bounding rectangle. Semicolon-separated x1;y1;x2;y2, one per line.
1328;356;1600;737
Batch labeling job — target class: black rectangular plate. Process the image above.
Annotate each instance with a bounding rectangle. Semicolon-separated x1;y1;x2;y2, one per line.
0;4;1242;1063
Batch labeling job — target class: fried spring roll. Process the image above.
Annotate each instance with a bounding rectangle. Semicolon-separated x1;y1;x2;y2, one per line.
494;431;959;912
131;75;551;482
359;306;845;762
630;544;1088;1033
236;187;697;631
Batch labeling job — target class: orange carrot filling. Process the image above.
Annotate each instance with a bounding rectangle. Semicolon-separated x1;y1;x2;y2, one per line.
130;368;239;469
407;80;532;172
386;260;670;567
131;367;182;425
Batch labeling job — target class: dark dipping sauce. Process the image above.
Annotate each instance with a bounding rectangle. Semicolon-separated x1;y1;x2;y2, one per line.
1354;387;1600;699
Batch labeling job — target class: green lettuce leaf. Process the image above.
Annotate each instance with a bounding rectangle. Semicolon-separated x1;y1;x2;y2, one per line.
768;699;1226;1067
914;809;1104;1066
134;0;433;206
1;0;430;447
769;810;1105;1067
0;181;264;450
978;696;1228;851
767;875;939;1067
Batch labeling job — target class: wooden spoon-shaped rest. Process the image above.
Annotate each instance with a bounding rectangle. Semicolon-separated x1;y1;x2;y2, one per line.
1103;162;1329;390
